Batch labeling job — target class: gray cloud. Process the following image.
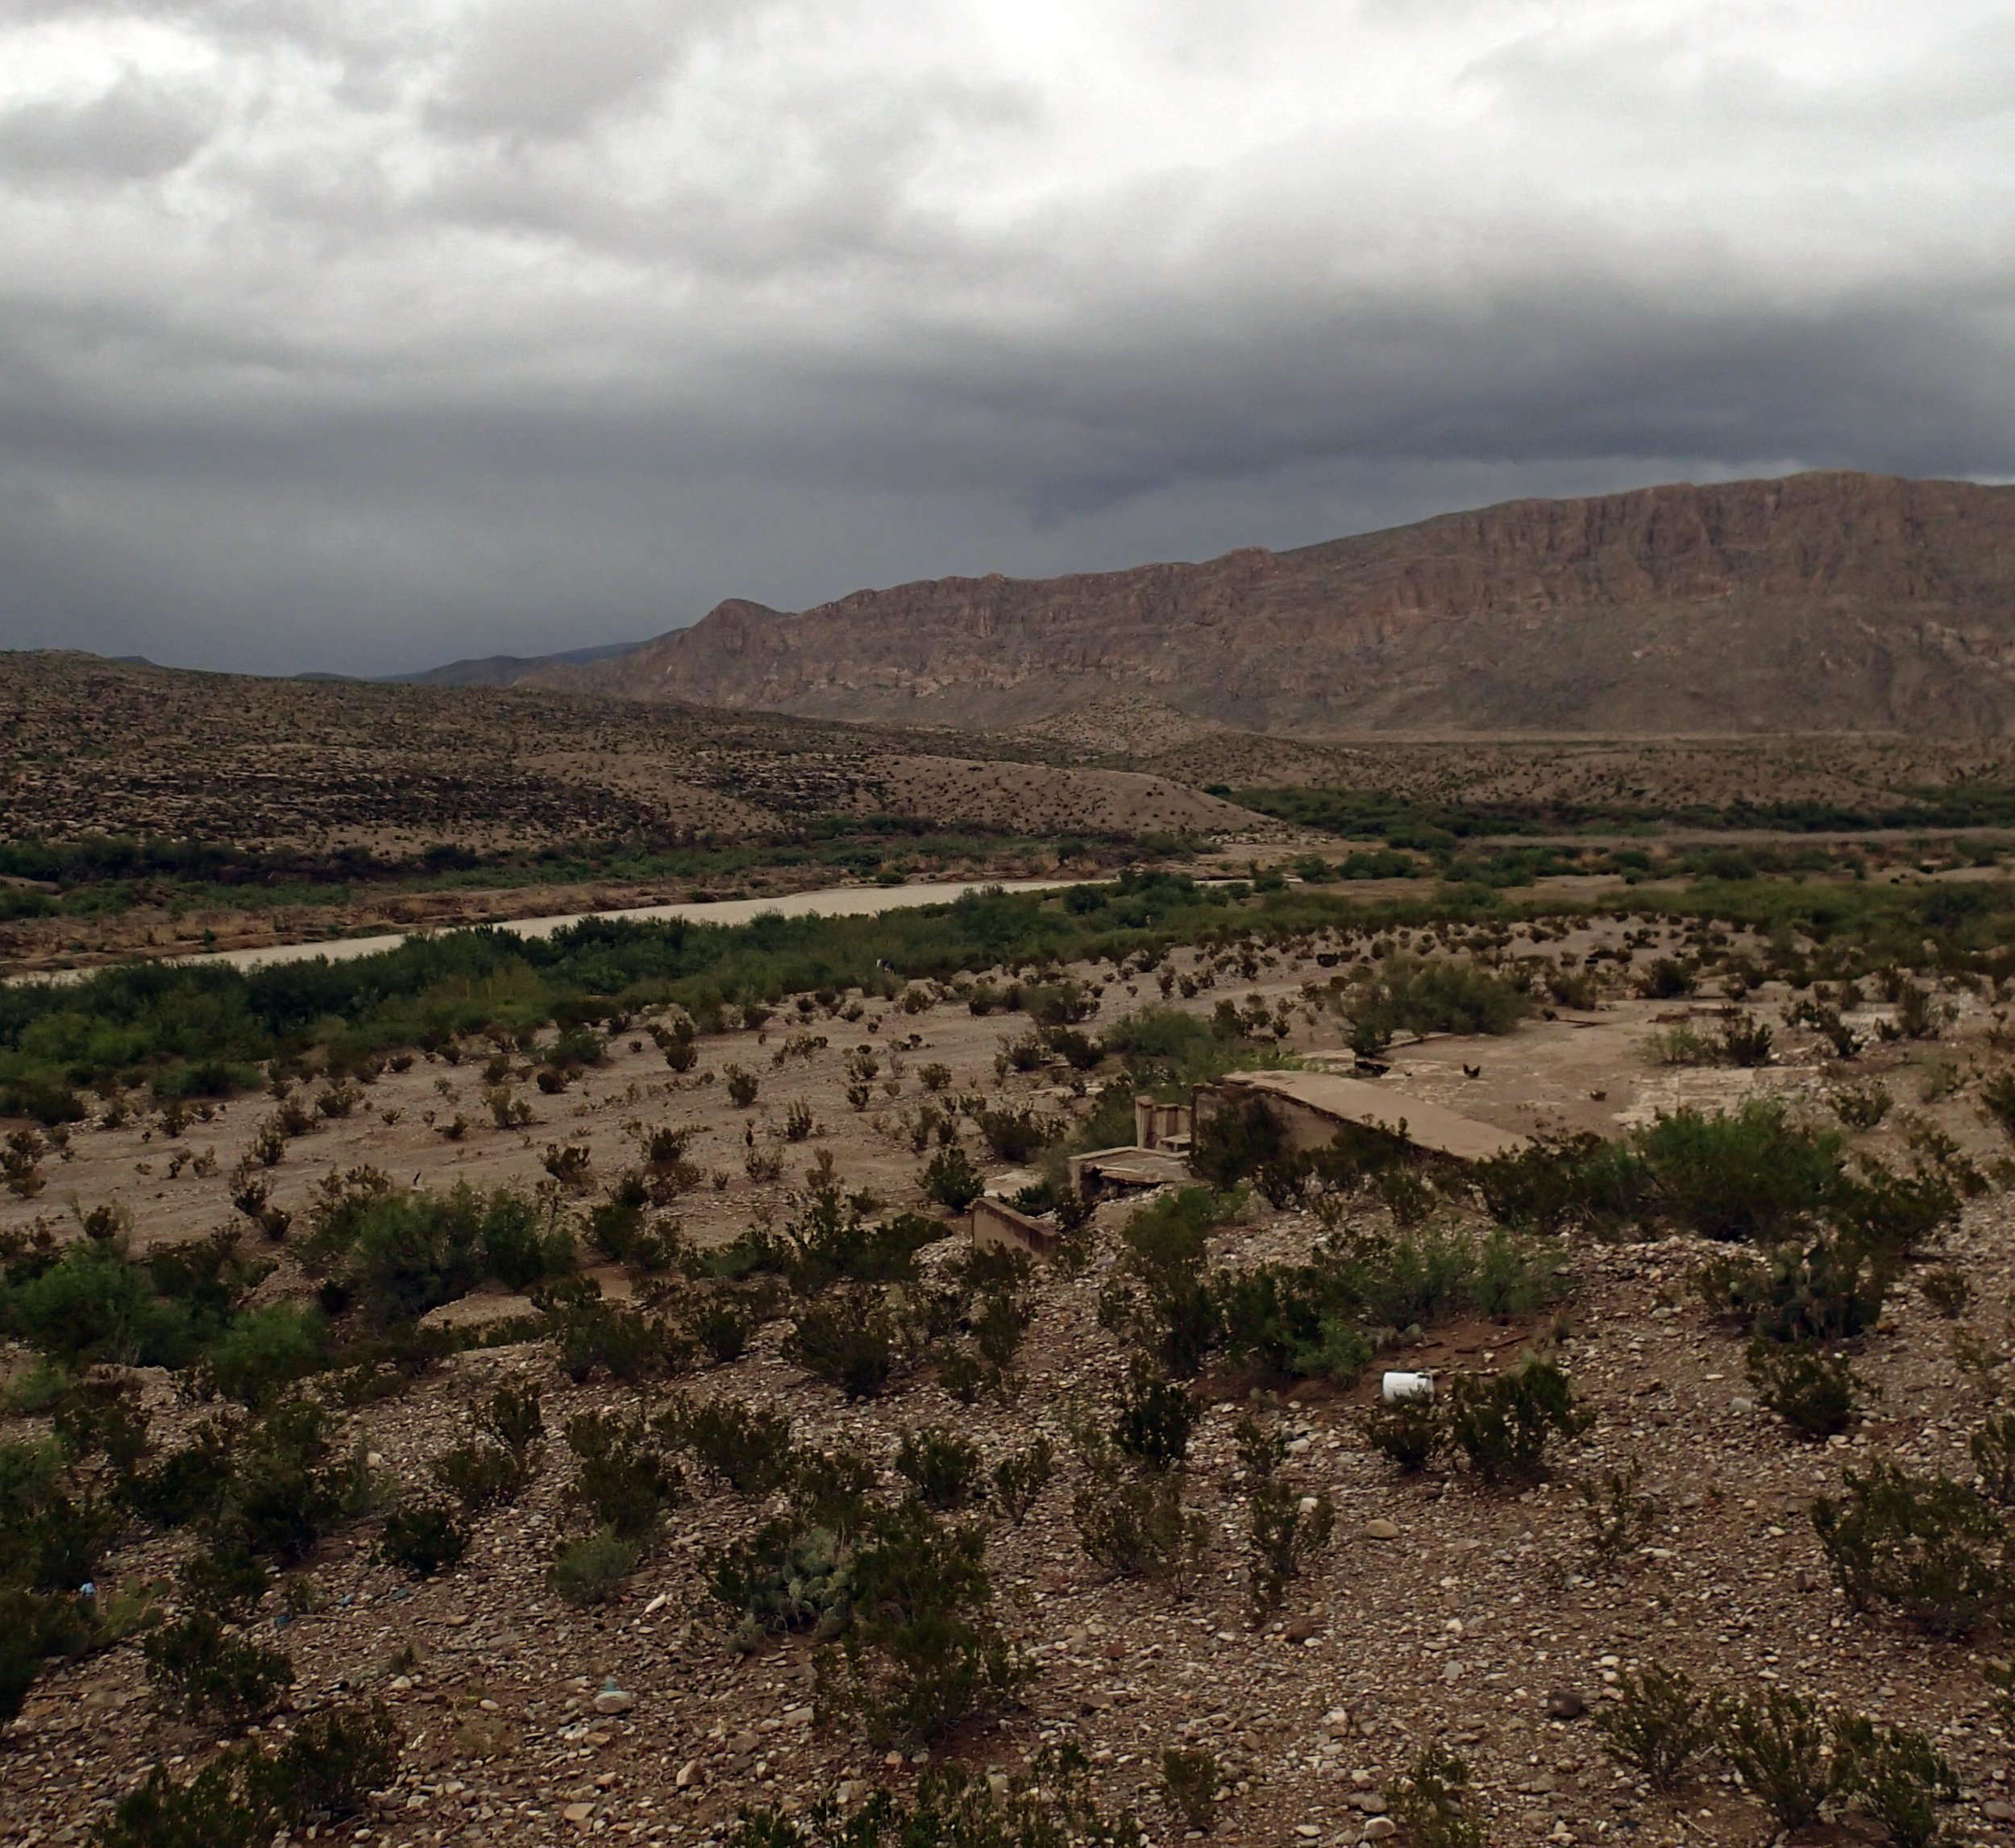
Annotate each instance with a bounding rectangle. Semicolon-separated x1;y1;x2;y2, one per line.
0;0;2010;675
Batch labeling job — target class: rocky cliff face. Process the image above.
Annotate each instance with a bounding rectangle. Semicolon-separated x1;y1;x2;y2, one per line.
539;471;2015;734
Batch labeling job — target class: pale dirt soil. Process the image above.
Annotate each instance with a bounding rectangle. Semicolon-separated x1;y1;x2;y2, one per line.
6;916;2015;1847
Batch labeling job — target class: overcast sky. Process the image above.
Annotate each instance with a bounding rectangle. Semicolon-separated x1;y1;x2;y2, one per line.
0;0;2010;676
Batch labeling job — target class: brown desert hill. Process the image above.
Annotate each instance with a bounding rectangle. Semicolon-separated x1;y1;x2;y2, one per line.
532;471;2015;735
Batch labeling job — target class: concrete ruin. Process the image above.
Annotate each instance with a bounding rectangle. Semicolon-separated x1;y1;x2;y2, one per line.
1196;1069;1529;1165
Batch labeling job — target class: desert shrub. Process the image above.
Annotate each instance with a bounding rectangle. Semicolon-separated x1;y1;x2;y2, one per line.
549;1527;642;1605
1696;1233;1891;1343
1096;1188;1232;1377
1189;1094;1309;1205
664;1395;795;1496
1352;1222;1477;1330
1160;1746;1222;1833
1469;1226;1566;1321
817;1499;1027;1747
1442;1361;1592;1486
1919;1265;1973;1320
1114;1372;1199;1473
725;1748;1137;1848
431;1441;527;1514
1393;1744;1487;1848
970;1105;1060;1162
1579;1458;1660;1568
920;1145;983;1211
1635;1100;1842;1242
1834;1078;1894;1127
786;1289;912;1399
123;1416;238;1531
1831;1714;1959;1848
549;1294;679;1384
1593;1665;1711;1791
776;1186;942;1293
1747;1339;1866;1440
179;1544;268;1621
708;1518;854;1647
0;1437;119;1590
1472;1132;1639;1237
0;1585;94;1725
377;1501;469;1578
1365;1393;1444;1474
219;1398;351;1563
563;1410;680;1539
725;1065;760;1107
1972;1412;2015;1505
788;1447;877;1539
255;1699;400;1825
143;1610;293;1725
991;1437;1055;1525
1636;956;1697;999
1211;1259;1369;1385
1713;1686;1835;1833
688;1289;760;1364
1348;954;1529;1052
895;1426;984;1510
1068;1419;1210;1589
1813;1460;2011;1638
93;1756;270;1848
197;1302;330;1406
1236;1415;1334;1619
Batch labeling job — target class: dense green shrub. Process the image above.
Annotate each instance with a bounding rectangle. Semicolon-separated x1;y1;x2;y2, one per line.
549;1293;681;1384
920;1145;983;1212
1096;1189;1232;1377
143;1611;293;1725
1392;1745;1487;1848
1593;1665;1711;1790
1712;1686;1834;1833
1113;1373;1199;1473
817;1499;1026;1747
549;1527;642;1605
1832;1714;1959;1848
1697;1234;1891;1343
1746;1339;1866;1440
1236;1415;1334;1618
1442;1361;1593;1486
0;1437;119;1590
991;1437;1055;1525
663;1395;795;1496
376;1502;469;1578
785;1289;913;1399
563;1410;680;1539
894;1426;984;1510
1344;955;1530;1055
253;1700;400;1826
1812;1460;2010;1638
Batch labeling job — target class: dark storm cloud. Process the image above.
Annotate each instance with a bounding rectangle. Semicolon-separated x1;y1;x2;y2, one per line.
0;0;2009;675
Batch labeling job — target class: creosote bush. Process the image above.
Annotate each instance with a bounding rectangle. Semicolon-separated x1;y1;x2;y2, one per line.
1593;1665;1711;1791
1812;1459;2011;1638
1747;1338;1868;1440
142;1610;294;1725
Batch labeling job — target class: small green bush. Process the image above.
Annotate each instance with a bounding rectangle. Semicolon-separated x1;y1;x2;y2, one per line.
921;1146;983;1212
377;1502;469;1578
549;1527;641;1605
252;1700;400;1825
1812;1460;2010;1638
664;1395;795;1497
1747;1339;1865;1440
1160;1746;1222;1833
1593;1664;1711;1791
895;1426;984;1511
1712;1686;1834;1833
1365;1394;1444;1474
786;1289;911;1399
1114;1373;1199;1474
991;1437;1054;1525
142;1610;293;1725
1443;1361;1592;1486
1832;1713;1959;1848
178;1545;268;1622
1393;1744;1487;1848
816;1500;1026;1747
1236;1415;1334;1619
563;1410;680;1539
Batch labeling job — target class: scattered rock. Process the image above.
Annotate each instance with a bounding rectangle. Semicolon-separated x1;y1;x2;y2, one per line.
1545;1689;1589;1721
1361;1518;1400;1541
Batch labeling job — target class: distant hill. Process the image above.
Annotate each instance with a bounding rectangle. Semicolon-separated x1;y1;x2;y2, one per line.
527;471;2015;736
397;641;644;687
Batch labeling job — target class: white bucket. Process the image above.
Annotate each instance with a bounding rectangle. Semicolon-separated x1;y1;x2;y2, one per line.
1381;1370;1435;1403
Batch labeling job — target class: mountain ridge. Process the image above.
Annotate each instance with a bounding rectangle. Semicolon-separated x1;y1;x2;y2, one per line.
521;470;2015;734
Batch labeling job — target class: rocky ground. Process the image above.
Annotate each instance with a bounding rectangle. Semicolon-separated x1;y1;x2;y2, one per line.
6;915;2015;1846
